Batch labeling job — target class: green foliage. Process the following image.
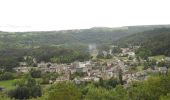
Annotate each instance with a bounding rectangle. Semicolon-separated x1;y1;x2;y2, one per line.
118;28;170;57
0;92;12;100
84;85;114;100
127;73;170;100
143;59;157;70
106;54;112;59
0;72;14;81
158;61;165;67
8;86;30;99
70;72;87;80
30;46;90;63
0;27;140;48
112;47;122;54
96;51;105;59
8;76;42;99
30;69;42;78
0;46;90;72
160;93;170;100
94;78;119;89
45;82;81;100
96;51;112;59
97;45;110;52
41;72;59;84
136;48;151;60
0;57;19;72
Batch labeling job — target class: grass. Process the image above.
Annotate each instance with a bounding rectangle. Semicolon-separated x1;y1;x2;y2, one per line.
118;57;128;60
137;66;144;71
0;79;20;90
0;78;53;91
149;55;165;61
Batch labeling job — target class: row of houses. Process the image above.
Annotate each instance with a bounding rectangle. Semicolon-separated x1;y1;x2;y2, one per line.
13;54;170;85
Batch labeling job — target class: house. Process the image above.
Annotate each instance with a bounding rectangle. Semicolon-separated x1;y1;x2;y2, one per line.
75;61;92;73
165;57;170;62
69;68;77;74
90;69;102;77
121;48;130;54
37;62;50;68
128;52;135;58
102;51;108;57
76;67;88;73
19;62;27;67
158;67;168;74
55;72;70;83
93;77;100;82
73;78;81;84
14;67;33;73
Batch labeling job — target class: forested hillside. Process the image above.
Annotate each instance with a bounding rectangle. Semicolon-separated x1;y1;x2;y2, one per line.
117;28;170;56
0;25;170;49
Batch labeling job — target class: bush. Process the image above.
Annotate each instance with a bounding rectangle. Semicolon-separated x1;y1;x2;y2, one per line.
8;76;42;99
8;86;30;99
0;72;14;81
45;82;81;100
30;69;42;78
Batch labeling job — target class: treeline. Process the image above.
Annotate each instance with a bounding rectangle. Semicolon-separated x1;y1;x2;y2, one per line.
142;31;170;56
29;73;170;100
31;46;91;63
1;25;164;48
0;46;91;71
0;27;134;48
2;73;170;100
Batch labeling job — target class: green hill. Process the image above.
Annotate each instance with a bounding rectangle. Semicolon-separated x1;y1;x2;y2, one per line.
117;28;170;56
1;25;170;49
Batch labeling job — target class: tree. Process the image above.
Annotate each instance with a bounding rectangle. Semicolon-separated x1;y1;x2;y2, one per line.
106;54;112;59
0;92;12;100
30;69;42;78
0;72;14;81
96;51;104;59
112;47;122;54
136;48;151;60
118;69;123;85
8;76;42;99
45;82;81;100
84;84;114;100
113;85;128;100
158;61;165;67
8;86;30;100
160;93;170;100
0;57;19;72
143;61;149;70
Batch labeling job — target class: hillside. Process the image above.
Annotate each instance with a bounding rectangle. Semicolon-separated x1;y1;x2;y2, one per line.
117;28;170;56
0;25;170;49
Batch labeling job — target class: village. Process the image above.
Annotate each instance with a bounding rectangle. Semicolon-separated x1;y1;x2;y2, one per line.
13;45;170;86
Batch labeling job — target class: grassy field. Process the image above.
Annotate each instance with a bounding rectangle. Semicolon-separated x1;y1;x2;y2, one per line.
0;78;51;91
118;57;128;60
0;79;19;90
149;55;165;61
137;65;144;71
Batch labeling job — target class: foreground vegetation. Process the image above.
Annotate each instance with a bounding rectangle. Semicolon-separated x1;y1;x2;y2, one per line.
1;72;170;100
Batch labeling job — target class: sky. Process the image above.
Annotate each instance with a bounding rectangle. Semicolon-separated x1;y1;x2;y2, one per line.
0;0;170;32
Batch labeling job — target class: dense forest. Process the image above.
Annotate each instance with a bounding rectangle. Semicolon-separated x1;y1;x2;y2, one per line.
117;28;170;56
0;25;170;49
0;45;91;71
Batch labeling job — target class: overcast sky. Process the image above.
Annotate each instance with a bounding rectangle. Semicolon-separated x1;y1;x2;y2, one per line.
0;0;170;32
